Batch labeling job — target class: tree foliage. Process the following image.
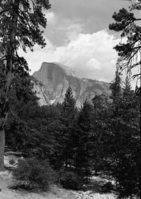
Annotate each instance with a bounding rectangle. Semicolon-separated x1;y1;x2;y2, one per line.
109;0;141;79
0;0;51;170
5;80;140;194
108;74;140;198
60;86;77;168
75;100;93;176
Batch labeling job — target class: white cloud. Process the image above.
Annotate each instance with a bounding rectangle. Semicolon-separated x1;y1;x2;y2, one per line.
44;12;56;24
110;59;116;65
18;30;120;82
86;58;101;70
65;23;84;41
53;19;84;44
18;38;60;73
58;30;119;81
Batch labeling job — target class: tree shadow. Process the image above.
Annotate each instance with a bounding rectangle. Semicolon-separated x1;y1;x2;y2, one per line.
82;176;114;194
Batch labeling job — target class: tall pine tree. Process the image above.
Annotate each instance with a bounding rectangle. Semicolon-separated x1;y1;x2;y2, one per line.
92;94;110;175
109;0;141;78
76;100;93;177
108;75;140;198
60;86;77;168
0;0;51;170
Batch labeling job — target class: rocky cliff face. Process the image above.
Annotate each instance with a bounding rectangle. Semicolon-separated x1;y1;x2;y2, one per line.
32;62;110;107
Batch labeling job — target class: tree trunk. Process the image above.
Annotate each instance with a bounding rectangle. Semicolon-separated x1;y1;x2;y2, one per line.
65;157;68;168
0;129;5;171
0;0;19;171
95;160;98;176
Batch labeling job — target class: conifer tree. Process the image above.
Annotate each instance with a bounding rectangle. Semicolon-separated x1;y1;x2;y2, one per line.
112;93;140;198
76;100;93;176
109;0;141;78
60;86;77;168
108;73;140;198
110;68;122;102
108;4;141;191
123;76;133;97
92;94;109;175
0;0;51;170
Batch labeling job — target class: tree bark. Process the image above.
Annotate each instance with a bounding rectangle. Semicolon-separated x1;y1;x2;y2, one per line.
0;129;5;171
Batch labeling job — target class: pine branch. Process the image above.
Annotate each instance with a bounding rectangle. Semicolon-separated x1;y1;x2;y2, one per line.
0;8;10;16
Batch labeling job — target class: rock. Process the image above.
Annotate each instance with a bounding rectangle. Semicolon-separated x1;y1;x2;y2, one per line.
32;62;110;107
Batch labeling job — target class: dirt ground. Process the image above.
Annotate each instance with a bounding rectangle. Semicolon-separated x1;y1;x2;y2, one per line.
0;170;117;199
0;156;117;199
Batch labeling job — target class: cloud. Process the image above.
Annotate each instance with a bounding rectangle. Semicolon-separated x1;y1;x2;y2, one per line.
44;15;84;46
86;58;101;70
18;30;119;83
18;38;60;73
45;11;56;25
49;0;130;34
43;0;130;46
110;59;116;65
62;23;84;41
58;30;119;81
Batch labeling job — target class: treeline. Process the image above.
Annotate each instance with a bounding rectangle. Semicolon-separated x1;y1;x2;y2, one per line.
6;72;140;198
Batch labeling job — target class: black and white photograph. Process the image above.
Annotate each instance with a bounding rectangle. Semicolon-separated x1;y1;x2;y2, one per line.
0;0;140;198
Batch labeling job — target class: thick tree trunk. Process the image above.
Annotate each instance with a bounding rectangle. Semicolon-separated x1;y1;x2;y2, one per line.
0;129;5;171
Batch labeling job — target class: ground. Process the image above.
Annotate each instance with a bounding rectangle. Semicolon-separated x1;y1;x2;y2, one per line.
0;156;117;199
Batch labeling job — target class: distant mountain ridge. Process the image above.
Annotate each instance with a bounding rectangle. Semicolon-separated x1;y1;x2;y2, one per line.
32;62;110;107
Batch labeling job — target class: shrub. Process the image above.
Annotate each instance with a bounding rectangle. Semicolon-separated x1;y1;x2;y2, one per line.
101;182;114;193
60;170;83;190
12;158;57;191
9;159;16;165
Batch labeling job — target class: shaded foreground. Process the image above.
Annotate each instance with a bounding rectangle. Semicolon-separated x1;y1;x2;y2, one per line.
0;171;117;199
0;157;117;199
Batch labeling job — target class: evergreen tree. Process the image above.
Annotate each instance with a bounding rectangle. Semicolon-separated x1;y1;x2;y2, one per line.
76;100;93;177
0;0;51;170
123;76;133;97
108;76;140;198
92;94;110;175
110;69;122;102
109;1;141;78
108;5;141;193
60;86;77;168
5;83;39;152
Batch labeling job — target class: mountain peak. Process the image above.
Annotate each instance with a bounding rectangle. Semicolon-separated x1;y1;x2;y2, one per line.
36;62;78;78
52;62;79;78
32;62;110;107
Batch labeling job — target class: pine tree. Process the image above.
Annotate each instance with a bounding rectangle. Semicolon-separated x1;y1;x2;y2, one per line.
0;0;51;170
108;4;141;193
76;100;93;177
60;86;77;168
92;94;110;175
123;76;132;96
114;94;140;198
109;2;141;79
110;69;122;102
108;76;140;198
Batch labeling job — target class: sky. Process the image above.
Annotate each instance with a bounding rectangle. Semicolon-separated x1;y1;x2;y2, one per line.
19;0;140;86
